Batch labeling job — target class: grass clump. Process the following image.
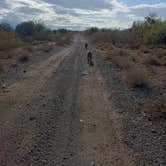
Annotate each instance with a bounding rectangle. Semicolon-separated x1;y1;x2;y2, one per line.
140;54;161;66
123;68;150;88
55;35;72;45
41;43;54;52
18;48;31;63
112;56;132;69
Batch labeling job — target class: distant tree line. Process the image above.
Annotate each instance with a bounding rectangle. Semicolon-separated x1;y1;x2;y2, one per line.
15;21;71;41
84;14;166;45
0;21;72;50
0;21;71;42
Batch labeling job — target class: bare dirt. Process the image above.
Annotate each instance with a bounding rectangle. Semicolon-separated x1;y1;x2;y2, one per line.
0;35;165;166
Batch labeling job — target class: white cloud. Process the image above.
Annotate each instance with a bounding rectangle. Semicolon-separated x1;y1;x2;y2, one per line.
0;0;166;29
129;2;166;10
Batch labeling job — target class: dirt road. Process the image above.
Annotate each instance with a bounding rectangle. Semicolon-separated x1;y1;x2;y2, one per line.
0;35;137;166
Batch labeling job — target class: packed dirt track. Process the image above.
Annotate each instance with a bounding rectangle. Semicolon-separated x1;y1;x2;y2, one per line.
0;35;165;166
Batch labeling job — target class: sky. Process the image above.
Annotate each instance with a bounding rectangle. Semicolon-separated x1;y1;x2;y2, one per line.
0;0;166;30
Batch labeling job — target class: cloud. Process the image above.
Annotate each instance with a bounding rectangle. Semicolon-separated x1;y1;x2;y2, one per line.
0;0;166;30
129;3;166;10
42;0;113;10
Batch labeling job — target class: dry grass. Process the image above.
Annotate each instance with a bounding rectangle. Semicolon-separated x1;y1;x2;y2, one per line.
0;49;21;59
140;54;161;66
113;49;129;57
95;42;114;51
123;67;150;88
91;32;112;44
106;48;133;69
40;43;54;52
55;35;72;45
154;47;166;56
112;56;132;69
18;48;32;63
139;45;152;54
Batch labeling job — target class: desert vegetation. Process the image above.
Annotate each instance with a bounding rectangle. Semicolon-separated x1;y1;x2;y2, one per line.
123;67;150;88
0;21;73;75
85;13;166;47
85;14;166;120
0;23;23;51
18;48;32;63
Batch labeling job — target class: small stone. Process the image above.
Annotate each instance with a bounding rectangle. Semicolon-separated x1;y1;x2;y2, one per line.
93;124;96;127
151;129;157;133
29;117;36;121
2;84;6;89
91;161;95;166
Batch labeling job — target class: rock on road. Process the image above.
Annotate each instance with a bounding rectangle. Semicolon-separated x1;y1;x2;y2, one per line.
0;35;136;166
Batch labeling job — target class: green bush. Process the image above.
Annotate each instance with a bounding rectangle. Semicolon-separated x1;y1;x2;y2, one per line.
132;14;166;45
86;14;166;46
15;21;52;41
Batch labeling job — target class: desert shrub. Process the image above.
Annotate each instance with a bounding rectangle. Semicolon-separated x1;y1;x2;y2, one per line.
140;54;161;66
123;67;150;88
55;35;72;45
18;48;31;63
112;56;132;69
16;21;52;41
143;21;166;44
105;49;132;69
154;47;166;56
85;14;166;46
95;42;114;50
40;43;54;52
91;32;112;44
113;49;129;57
139;45;152;54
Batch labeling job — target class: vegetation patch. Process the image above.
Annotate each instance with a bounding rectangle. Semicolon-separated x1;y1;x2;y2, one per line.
86;14;166;47
123;68;150;88
18;48;31;63
140;54;161;66
55;35;72;45
40;43;54;52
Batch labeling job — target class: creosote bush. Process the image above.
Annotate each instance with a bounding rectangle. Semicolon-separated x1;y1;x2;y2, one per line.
140;54;161;66
123;68;150;88
18;48;31;63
